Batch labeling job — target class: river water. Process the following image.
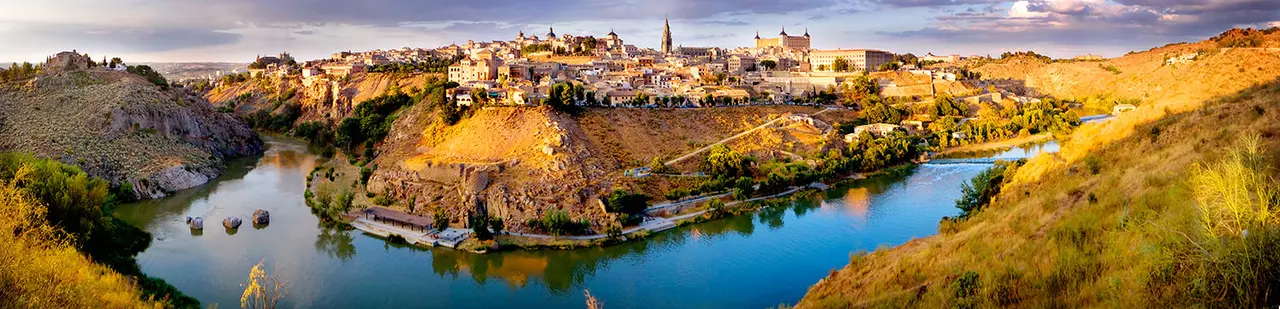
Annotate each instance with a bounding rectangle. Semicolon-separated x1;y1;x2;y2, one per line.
115;137;1057;308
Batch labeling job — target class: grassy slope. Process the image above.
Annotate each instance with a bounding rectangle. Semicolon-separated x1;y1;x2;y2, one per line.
797;36;1280;307
0;180;159;308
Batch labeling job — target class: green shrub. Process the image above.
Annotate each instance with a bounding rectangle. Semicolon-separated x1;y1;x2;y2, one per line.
956;160;1023;218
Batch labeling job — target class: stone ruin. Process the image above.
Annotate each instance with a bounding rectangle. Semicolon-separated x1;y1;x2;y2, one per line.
44;51;94;75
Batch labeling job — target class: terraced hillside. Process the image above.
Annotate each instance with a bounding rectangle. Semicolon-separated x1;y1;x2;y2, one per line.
0;54;262;198
797;29;1280;308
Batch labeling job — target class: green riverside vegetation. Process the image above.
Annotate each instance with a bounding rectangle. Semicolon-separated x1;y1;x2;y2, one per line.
0;152;198;308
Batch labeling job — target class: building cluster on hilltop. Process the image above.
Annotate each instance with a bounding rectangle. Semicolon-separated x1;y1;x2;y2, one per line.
224;18;990;108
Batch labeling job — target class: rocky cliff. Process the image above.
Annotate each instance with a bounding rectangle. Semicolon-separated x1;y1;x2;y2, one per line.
367;105;618;231
0;53;263;198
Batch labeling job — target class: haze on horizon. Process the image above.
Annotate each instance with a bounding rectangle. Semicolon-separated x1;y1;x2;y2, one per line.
2;0;1277;63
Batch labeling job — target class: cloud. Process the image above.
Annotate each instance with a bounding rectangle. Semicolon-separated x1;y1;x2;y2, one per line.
881;0;1280;56
863;0;1004;8
0;22;241;54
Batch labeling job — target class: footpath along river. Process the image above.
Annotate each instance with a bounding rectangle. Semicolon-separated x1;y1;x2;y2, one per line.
115;137;1058;308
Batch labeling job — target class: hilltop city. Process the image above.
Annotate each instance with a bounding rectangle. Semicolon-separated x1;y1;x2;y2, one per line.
233;19;1034;108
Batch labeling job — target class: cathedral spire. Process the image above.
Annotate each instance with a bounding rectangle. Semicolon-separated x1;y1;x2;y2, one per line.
661;16;673;54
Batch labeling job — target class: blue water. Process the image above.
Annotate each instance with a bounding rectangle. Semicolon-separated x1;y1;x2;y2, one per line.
115;138;1057;308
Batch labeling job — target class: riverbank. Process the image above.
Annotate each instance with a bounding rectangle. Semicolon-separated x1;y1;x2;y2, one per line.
450;164;923;253
326;134;1041;254
934;133;1054;157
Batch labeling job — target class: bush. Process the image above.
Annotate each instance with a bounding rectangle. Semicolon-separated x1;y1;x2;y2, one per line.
527;208;590;236
126;65;168;89
1190;134;1277;236
956;160;1023;218
372;194;393;206
951;271;981;309
604;190;650;214
1180;134;1280;307
360;166;374;185
0;152;197;307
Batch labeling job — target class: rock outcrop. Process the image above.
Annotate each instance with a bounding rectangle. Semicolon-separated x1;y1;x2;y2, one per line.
223;217;242;229
252;209;270;225
0;51;264;198
186;216;204;229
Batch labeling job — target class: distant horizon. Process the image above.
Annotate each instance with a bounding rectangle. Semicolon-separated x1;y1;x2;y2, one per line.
3;0;1278;63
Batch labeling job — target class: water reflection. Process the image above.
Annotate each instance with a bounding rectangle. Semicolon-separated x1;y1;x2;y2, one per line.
315;225;355;262
116;137;1060;309
940;140;1060;160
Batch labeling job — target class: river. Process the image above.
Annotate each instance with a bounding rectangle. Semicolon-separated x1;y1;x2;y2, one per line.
114;137;1057;308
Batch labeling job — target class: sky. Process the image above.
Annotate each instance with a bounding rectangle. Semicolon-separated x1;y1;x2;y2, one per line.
2;0;1277;63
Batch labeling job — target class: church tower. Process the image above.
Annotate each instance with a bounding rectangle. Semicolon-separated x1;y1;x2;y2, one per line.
661;17;673;55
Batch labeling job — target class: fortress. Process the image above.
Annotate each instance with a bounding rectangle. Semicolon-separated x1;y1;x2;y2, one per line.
755;28;811;50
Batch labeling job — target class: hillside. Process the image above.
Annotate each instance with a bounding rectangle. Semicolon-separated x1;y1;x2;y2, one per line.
0;178;159;308
0;53;263;198
797;30;1280;307
205;72;443;122
360;102;858;232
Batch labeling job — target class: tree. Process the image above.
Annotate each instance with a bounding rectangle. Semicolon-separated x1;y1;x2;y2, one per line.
604;190;650;215
240;261;287;309
832;57;850;72
706;199;728;218
843;76;880;104
930;94;966;117
126;65;168;89
433;207;449;232
701;145;751;178
816;64;828;71
863;103;906;124
955;161;1019;218
489;216;505;234
471;215;492;240
759;59;777;71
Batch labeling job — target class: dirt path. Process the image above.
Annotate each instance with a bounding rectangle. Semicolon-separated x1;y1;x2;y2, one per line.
663;108;835;166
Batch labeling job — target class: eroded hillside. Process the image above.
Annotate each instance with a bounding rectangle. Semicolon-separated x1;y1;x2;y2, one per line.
363;102;855;231
206;72;443;121
0;56;262;198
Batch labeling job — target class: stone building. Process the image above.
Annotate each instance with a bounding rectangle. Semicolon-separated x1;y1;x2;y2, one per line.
727;55;757;73
448;49;501;83
755;28;811;51
809;49;894;72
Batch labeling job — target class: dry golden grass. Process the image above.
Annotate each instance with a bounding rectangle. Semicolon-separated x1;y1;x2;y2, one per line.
797;39;1280;308
577;106;820;165
0;175;159;309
